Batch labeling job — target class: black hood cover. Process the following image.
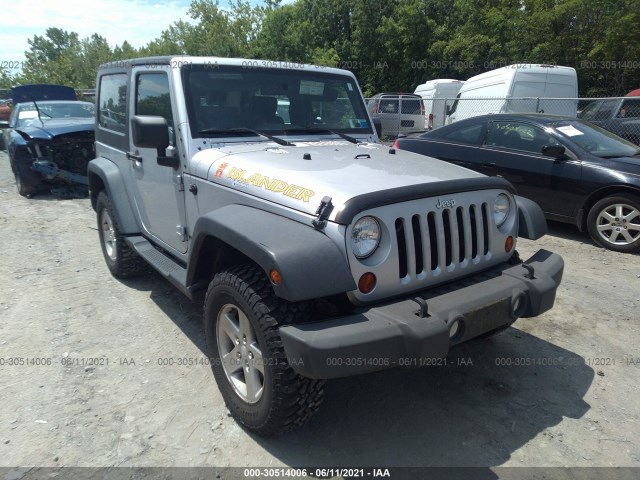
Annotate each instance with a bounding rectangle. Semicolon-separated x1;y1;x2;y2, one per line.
12;84;76;104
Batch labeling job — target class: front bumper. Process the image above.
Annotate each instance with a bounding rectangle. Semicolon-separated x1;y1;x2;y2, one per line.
280;249;563;379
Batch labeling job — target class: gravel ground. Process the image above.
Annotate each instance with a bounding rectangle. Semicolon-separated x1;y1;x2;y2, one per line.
0;150;639;471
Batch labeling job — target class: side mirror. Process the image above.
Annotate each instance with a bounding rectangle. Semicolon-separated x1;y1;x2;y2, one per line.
541;144;566;159
131;115;178;168
445;105;451;116
372;117;382;138
131;115;169;150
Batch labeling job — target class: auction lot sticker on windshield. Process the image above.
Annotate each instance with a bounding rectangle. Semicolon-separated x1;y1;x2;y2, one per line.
557;125;584;136
19;110;39;120
300;80;324;95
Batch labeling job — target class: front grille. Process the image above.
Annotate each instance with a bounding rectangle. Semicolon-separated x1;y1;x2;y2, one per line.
395;203;491;279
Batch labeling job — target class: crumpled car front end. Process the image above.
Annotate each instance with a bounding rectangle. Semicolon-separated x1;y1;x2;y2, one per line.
12;118;95;197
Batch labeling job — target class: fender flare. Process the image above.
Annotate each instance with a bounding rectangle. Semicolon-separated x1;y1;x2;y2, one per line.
87;158;140;234
187;205;356;302
515;195;548;240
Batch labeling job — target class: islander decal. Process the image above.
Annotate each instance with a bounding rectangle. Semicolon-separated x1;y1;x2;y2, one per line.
226;167;315;202
214;162;229;178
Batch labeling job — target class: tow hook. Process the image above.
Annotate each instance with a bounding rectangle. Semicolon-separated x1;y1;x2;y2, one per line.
522;263;536;279
412;297;429;318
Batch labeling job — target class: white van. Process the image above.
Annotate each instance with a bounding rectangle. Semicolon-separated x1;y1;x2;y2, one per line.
414;79;464;129
446;64;578;123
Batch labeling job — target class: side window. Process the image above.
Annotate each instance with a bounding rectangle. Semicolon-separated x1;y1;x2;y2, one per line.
589;100;617;121
580;101;602;120
440;123;485;145
618;99;640;118
98;74;127;133
136;73;173;124
486;122;558;154
136;73;174;145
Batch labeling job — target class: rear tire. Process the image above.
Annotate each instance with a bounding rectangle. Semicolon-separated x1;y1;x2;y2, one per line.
204;264;325;436
587;194;640;253
96;191;145;278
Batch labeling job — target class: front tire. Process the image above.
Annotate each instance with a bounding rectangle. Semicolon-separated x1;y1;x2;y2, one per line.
204;264;325;436
13;158;43;198
587;194;640;253
96;191;145;278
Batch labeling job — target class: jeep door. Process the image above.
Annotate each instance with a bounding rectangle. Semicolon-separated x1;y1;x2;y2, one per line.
128;69;188;253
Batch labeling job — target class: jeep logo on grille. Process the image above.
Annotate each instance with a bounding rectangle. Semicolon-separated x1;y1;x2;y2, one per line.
436;198;456;209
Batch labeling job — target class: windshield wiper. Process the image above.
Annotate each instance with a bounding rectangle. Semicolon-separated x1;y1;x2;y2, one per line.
198;127;294;146
284;127;360;144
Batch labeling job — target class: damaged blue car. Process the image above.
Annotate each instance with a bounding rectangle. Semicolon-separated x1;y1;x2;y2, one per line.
4;84;95;197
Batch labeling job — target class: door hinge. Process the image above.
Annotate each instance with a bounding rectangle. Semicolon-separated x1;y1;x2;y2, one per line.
176;225;187;242
173;174;184;192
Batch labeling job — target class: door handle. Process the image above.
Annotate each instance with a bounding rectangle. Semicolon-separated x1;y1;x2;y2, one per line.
126;152;142;161
482;162;496;168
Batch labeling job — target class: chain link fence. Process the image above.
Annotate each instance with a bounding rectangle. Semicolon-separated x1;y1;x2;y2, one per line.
365;95;640;145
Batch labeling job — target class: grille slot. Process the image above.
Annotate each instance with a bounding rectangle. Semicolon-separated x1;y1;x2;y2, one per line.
411;215;423;275
395;218;408;278
427;212;438;271
396;203;492;279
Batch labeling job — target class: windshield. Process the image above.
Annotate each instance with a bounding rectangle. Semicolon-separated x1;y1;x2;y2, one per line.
183;65;372;138
14;102;95;128
552;120;640;158
21;102;94;119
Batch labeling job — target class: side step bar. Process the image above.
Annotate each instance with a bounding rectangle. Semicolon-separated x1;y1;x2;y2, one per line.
125;236;198;300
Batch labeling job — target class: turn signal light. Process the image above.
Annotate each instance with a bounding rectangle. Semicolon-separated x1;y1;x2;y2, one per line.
358;272;377;294
505;236;514;252
269;269;282;285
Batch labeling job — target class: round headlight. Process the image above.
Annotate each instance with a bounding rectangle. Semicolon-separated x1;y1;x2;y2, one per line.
493;193;511;227
350;216;381;259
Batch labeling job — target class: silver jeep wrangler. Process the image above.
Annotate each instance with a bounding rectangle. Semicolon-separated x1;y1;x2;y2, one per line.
88;56;564;436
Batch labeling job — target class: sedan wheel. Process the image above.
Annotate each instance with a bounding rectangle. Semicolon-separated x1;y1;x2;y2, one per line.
587;194;640;253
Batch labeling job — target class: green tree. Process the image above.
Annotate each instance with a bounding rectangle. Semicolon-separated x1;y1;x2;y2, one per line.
19;28;81;85
11;0;640;96
140;20;196;56
252;2;310;61
112;40;139;60
0;67;14;89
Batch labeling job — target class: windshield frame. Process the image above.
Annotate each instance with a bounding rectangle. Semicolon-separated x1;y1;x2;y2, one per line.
182;64;373;140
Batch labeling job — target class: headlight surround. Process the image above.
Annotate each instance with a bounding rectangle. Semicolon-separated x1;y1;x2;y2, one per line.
493;193;511;227
350;216;381;259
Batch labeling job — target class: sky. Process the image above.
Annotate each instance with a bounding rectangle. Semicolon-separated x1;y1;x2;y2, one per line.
0;0;268;69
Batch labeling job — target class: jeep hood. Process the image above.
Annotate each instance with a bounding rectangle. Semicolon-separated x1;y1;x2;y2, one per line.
190;140;488;219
